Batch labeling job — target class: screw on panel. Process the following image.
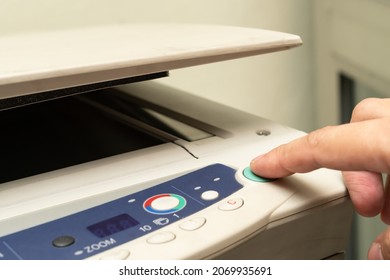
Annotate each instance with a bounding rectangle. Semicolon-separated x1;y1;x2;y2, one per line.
256;129;271;136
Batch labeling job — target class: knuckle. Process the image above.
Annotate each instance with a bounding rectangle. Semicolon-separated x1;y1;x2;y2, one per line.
305;126;332;149
351;98;381;122
304;126;335;169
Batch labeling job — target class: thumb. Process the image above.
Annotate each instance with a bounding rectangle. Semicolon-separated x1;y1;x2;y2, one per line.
368;226;390;259
342;171;384;217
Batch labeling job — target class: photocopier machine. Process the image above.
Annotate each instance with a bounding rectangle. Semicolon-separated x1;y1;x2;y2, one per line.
0;24;353;260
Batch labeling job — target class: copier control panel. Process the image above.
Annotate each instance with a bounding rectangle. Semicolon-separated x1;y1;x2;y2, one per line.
0;164;245;260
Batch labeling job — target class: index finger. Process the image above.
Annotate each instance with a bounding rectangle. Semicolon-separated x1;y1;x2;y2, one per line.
250;118;390;178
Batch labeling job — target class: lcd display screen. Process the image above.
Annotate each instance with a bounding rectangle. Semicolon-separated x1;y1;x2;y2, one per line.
87;214;140;238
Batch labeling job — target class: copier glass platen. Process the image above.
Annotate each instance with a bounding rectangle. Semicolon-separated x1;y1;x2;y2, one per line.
0;24;352;260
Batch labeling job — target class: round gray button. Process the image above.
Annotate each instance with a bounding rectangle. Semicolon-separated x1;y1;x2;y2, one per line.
52;236;75;248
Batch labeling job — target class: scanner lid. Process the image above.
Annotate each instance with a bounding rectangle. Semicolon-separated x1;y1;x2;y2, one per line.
0;23;302;102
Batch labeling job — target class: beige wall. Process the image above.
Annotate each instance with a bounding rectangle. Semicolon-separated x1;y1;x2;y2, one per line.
314;0;390;260
0;0;314;131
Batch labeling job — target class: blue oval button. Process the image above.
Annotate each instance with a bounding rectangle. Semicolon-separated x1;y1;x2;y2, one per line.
243;167;276;182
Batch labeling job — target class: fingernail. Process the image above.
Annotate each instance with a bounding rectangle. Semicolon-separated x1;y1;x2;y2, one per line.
250;155;264;166
368;242;384;260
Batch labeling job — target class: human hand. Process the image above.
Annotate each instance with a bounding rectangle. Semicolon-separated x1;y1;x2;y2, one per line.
367;225;390;259
250;98;390;259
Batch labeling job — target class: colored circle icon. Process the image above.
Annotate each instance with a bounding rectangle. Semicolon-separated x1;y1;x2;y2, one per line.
143;194;186;214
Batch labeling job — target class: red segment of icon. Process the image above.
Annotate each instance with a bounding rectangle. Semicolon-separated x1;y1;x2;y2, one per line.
143;194;170;208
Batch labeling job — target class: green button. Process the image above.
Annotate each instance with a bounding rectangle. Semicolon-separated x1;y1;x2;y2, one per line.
243;167;276;182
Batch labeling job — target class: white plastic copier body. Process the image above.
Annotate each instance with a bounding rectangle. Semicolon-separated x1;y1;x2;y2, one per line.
0;24;352;260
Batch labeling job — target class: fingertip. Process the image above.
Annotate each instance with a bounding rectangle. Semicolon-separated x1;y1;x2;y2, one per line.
250;154;263;167
368;242;384;260
368;228;390;260
250;152;292;179
250;154;265;175
342;171;384;217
